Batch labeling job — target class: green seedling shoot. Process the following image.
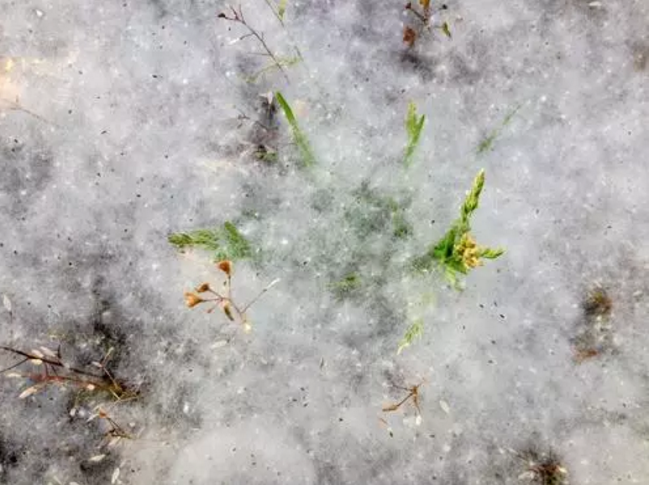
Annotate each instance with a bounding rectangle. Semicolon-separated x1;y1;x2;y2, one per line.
477;104;521;154
397;318;424;354
412;169;504;286
263;0;288;25
404;102;426;168
275;92;316;167
403;102;426;168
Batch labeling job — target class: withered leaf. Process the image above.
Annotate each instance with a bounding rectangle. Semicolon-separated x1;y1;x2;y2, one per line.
19;385;40;399
403;26;417;47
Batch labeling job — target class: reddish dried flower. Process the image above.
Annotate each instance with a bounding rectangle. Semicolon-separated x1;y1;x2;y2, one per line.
195;283;211;293
217;260;232;277
184;292;204;308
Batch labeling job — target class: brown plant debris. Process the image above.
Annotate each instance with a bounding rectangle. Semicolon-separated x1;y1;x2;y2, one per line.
184;260;279;333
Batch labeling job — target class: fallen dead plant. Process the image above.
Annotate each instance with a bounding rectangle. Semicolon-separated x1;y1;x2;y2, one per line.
184;260;280;333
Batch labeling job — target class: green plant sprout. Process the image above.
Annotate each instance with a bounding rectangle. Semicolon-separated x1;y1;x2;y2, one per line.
263;0;288;24
277;0;288;20
168;221;252;262
477;104;521;154
397;290;436;353
397;318;424;354
404;101;426;168
441;21;452;38
412;169;504;286
275;91;316;167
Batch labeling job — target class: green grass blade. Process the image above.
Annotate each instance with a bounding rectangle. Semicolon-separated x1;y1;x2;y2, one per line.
404;102;426;168
477;104;521;154
277;0;287;20
275;92;316;168
460;169;485;227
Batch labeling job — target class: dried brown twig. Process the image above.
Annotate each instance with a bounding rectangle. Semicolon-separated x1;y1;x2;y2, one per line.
0;345;136;401
88;407;134;448
382;382;423;415
0;97;53;125
572;286;614;363
516;449;568;485
402;0;451;48
1;344;140;449
184;260;280;333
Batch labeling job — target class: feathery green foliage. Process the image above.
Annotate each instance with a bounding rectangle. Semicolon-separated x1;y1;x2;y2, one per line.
404;102;426;168
398;318;424;354
168;221;252;261
275;91;316;167
412;170;504;286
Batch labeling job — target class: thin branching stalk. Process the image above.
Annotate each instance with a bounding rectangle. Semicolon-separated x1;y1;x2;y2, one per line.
218;5;290;82
184;260;279;333
0;345;134;400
